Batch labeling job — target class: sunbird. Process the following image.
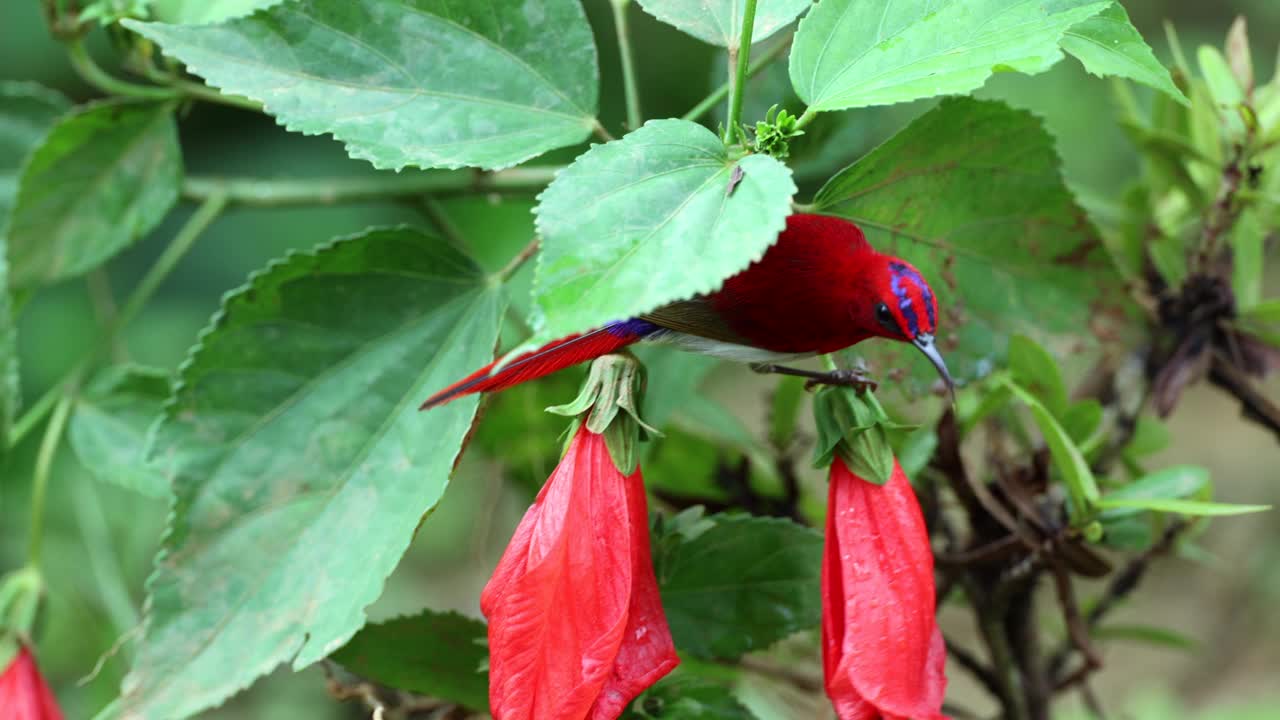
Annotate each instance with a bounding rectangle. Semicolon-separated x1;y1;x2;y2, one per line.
422;213;952;409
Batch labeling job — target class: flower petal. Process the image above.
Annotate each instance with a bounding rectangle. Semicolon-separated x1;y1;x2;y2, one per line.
482;425;675;720
0;644;64;720
589;463;679;720
822;458;947;719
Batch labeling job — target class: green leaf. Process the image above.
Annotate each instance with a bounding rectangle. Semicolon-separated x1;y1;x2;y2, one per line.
0;82;68;441
532;119;795;343
150;0;280;24
894;426;937;479
125;0;599;171
1198;45;1245;114
816;98;1116;386
1231;209;1264;311
6;100;181;287
655;513;821;659
1096;497;1270;516
330;610;489;711
1005;378;1101;519
635;0;810;48
1241;298;1280;324
1101;465;1210;521
1092;623;1196;651
1008;335;1068;417
789;0;1110;113
1060;3;1188;105
121;227;504;719
68;365;171;498
632;672;757;719
1062;399;1103;446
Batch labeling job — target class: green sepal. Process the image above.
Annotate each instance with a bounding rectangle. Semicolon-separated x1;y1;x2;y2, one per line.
811;386;910;485
0;566;43;638
547;353;657;474
0;633;17;669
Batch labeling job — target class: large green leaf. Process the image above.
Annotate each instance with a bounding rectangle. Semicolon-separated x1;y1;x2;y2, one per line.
0;82;68;440
789;0;1110;113
532;119;795;343
121;228;504;719
6;100;181;288
653;513;821;659
635;0;810;48
151;0;280;24
1060;3;1188;105
330;610;489;711
815;98;1116;386
125;0;599;171
69;365;171;498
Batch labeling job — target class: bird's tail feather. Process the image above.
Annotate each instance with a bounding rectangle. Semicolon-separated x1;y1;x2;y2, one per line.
420;326;643;409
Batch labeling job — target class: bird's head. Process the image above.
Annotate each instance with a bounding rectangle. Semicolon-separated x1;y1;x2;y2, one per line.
858;253;954;399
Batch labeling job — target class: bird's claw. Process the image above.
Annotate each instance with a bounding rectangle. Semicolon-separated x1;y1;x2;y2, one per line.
803;369;878;393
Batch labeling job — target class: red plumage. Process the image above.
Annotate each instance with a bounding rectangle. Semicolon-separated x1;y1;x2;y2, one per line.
420;327;639;409
423;214;948;409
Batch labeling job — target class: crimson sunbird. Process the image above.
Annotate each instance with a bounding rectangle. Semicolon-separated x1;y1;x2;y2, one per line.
422;214;952;409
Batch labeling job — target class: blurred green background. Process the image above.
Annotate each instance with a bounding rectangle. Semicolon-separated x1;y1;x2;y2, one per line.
1;1;1278;718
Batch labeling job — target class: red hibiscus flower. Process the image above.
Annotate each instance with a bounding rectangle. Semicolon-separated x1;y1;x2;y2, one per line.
822;457;948;720
0;643;63;720
481;423;679;720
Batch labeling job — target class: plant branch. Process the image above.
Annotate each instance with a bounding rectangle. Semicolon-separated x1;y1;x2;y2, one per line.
28;389;75;569
681;39;790;124
722;0;760;144
1207;349;1280;442
67;38;178;101
8;193;228;449
610;0;642;132
496;238;540;284
182;167;562;207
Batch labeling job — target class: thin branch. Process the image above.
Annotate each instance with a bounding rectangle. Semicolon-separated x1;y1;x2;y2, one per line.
722;0;760;144
495;238;539;284
945;634;1004;699
1208;349;1280;442
610;0;642;132
181;166;562;207
681;39;791;123
67;38;177;101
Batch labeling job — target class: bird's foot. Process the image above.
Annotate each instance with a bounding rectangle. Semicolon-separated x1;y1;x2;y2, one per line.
750;364;878;393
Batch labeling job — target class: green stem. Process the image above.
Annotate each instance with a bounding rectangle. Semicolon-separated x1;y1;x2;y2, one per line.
182;166;562;206
610;0;643;131
8;193;229;449
495;238;540;284
28;390;75;569
681;39;790;124
67;39;178;101
118;193;228;327
137;63;262;112
722;0;760;145
794;106;819;131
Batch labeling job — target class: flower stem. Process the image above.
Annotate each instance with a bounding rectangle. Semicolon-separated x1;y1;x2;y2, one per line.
681;39;789;124
610;0;643;132
722;0;760;145
495;238;540;284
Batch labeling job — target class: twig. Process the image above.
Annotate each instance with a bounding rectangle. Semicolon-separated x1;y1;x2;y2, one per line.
1048;521;1188;683
722;0;760;144
1207;349;1280;442
495;238;539;283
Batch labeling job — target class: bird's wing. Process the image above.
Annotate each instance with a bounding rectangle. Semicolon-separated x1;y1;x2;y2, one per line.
640;297;751;345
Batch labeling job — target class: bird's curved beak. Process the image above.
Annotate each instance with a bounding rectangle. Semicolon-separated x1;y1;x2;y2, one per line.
912;333;955;404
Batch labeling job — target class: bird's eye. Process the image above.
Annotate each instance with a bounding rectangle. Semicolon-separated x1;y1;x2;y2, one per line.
875;302;895;328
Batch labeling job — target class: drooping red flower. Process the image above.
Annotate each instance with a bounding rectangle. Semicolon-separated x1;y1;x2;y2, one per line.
0;643;63;720
822;457;948;720
481;424;679;720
